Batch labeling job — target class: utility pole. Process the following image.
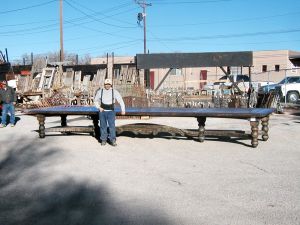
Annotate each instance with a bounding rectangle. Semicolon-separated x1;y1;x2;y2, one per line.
136;0;151;88
136;0;151;54
60;0;64;62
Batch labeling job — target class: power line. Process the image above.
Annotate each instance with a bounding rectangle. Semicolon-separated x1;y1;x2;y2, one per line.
69;39;141;53
0;0;57;14
64;20;139;40
150;39;300;52
0;19;57;28
66;0;138;26
64;0;137;29
64;7;138;28
2;9;298;37
0;22;59;35
149;11;300;27
148;28;300;42
0;1;137;29
0;27;58;36
147;29;173;52
72;40;142;56
151;0;232;4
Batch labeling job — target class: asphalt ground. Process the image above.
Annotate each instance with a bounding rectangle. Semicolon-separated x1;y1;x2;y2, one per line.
0;109;299;225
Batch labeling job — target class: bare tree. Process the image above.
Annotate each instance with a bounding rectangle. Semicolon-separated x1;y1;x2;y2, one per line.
16;51;93;66
47;51;61;64
21;53;31;65
78;54;91;65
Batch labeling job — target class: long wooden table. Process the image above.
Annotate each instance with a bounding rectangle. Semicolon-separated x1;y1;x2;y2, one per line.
25;106;100;139
25;106;274;148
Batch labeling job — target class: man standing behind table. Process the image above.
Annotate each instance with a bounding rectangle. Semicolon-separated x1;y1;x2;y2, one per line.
94;78;125;146
0;80;16;128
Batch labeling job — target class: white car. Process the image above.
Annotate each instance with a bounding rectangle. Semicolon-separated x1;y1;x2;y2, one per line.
275;76;300;103
213;75;256;93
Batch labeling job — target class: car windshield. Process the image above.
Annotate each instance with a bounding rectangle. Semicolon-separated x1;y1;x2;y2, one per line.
236;75;250;82
278;76;300;84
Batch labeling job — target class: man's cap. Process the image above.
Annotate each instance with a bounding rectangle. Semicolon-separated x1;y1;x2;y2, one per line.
104;78;112;85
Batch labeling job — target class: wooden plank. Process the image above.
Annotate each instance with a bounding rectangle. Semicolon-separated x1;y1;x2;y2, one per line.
116;123;252;138
45;126;94;133
25;106;274;118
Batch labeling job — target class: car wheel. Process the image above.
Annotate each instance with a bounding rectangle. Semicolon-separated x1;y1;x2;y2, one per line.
287;91;299;103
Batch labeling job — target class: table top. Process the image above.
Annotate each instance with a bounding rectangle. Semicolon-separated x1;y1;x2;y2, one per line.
124;107;274;118
25;105;274;118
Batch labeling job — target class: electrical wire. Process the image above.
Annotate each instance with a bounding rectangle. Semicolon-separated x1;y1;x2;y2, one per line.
151;0;232;4
147;28;300;42
147;28;174;52
150;11;300;27
70;39;142;56
0;0;57;14
0;19;57;28
64;0;138;29
64;20;139;40
66;0;138;26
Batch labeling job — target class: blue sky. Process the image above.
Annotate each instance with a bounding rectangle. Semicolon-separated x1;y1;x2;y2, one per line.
1;0;300;63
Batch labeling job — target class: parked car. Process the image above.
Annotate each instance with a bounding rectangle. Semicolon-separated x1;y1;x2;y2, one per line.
214;74;250;85
214;75;250;89
213;74;256;93
275;76;300;103
204;75;275;94
0;81;4;112
258;76;300;95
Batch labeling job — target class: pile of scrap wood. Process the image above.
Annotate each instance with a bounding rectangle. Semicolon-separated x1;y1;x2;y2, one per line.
17;63;147;109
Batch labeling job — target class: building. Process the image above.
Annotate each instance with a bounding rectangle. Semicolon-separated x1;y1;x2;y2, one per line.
252;50;300;82
91;50;300;92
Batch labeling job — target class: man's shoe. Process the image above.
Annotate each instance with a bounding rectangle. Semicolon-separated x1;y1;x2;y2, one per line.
101;141;107;146
0;124;6;128
11;124;15;127
111;141;117;147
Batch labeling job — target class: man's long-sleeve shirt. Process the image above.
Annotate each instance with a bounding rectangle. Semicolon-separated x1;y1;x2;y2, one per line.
94;88;125;112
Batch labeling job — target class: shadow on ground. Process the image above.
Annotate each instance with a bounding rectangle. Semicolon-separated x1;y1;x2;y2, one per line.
0;115;21;125
0;139;172;225
117;131;253;147
283;104;300;118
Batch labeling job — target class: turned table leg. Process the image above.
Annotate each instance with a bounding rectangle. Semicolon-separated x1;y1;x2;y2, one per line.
197;117;206;142
61;115;67;127
250;118;259;148
261;116;269;141
92;115;100;139
37;115;45;138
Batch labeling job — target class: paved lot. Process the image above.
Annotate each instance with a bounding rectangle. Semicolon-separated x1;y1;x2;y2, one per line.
0;109;299;225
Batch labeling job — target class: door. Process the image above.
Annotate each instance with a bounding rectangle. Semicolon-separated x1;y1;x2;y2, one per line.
150;71;155;90
200;70;207;90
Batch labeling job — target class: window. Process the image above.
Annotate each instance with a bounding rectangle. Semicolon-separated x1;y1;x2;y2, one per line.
170;68;182;76
236;75;250;82
278;76;300;84
262;65;267;72
275;65;280;72
288;76;300;83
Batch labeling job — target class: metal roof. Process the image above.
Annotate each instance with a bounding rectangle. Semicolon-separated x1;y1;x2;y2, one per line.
136;51;253;69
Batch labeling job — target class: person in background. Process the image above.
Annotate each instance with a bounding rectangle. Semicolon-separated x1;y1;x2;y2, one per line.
0;80;16;127
94;78;125;146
